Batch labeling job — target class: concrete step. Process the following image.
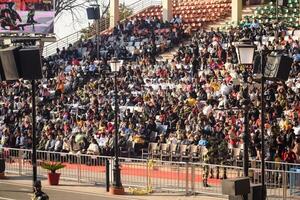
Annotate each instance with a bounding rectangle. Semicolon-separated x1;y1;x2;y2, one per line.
205;4;262;31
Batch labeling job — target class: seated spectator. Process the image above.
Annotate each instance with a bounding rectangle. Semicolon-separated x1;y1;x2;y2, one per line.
198;135;208;147
54;136;63;152
45;135;55;151
62;138;70;153
70;135;80;154
37;134;48;151
87;139;100;155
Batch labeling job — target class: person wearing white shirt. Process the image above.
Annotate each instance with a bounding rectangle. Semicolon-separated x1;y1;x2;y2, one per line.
87;139;100;155
54;136;63;152
95;134;107;147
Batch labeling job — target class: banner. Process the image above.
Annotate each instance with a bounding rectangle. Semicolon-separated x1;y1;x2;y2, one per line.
0;0;54;34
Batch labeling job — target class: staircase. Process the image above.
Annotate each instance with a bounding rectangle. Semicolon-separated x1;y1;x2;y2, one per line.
206;5;260;31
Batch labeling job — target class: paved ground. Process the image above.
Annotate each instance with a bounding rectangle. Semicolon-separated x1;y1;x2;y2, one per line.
0;182;129;200
0;175;225;200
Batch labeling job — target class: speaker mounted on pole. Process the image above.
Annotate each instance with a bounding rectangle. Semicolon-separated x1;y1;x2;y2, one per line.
86;7;100;20
0;46;22;80
265;54;293;81
19;47;42;80
0;46;42;81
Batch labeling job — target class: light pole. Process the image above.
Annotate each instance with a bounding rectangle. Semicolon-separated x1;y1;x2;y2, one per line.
236;38;267;200
276;0;279;21
109;57;124;195
260;49;266;200
31;80;37;186
235;38;255;200
95;2;100;60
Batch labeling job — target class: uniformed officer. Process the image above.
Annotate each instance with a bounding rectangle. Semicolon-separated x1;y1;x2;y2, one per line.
216;139;230;179
202;136;218;187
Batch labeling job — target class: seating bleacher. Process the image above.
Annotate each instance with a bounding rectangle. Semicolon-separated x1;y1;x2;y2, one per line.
142;142;212;162
129;0;232;31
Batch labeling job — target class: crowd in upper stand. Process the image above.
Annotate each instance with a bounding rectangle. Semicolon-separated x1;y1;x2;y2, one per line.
0;14;300;166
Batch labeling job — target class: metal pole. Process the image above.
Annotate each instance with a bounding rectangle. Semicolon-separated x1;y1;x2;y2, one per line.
96;18;100;60
31;79;37;186
113;72;122;188
243;84;249;200
260;51;266;200
299;0;300;25
96;0;100;60
276;0;278;21
243;85;249;178
106;159;110;192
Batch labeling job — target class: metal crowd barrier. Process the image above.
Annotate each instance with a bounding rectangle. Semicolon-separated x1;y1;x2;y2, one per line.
1;147;300;199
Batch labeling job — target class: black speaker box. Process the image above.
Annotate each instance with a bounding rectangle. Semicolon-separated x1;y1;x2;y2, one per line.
87;7;100;20
251;184;266;200
0;46;22;80
222;177;250;196
18;47;42;80
0;158;5;173
265;54;293;81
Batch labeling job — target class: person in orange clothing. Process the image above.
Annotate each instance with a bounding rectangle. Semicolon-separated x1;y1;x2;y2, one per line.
56;79;64;96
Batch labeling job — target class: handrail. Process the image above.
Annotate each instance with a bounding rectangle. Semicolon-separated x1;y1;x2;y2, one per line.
128;0;161;14
43;30;84;57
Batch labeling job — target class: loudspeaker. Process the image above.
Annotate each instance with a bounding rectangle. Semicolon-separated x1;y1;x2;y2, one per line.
0;158;5;173
222;177;250;196
86;7;100;20
18;47;42;80
0;46;22;80
265;54;293;81
251;184;266;200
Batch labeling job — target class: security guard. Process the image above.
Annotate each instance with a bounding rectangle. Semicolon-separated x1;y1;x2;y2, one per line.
202;136;218;187
216;139;230;179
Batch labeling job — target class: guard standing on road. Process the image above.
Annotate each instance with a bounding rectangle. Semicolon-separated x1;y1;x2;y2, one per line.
216;139;230;179
202;136;218;187
32;180;49;200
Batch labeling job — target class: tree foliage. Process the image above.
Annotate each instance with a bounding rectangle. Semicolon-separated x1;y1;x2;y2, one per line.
119;3;133;21
55;0;110;22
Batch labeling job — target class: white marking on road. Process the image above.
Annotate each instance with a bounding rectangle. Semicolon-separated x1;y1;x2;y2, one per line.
0;197;16;200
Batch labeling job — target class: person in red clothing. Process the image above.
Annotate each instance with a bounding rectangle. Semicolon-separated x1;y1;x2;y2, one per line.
283;147;297;163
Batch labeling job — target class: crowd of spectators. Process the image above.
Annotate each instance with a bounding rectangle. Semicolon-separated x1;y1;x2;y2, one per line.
0;15;300;166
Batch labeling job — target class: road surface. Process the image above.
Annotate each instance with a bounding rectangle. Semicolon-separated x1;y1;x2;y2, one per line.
0;182;129;200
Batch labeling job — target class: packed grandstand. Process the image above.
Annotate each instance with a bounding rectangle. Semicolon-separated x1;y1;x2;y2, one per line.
0;0;300;170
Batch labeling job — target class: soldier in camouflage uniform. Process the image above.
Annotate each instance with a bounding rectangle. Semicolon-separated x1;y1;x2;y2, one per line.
203;136;230;187
202;136;219;187
216;139;230;179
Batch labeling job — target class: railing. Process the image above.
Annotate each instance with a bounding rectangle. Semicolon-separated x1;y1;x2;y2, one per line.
127;0;162;14
43;31;84;57
42;17;110;58
1;147;300;199
43;0;161;58
235;159;300;171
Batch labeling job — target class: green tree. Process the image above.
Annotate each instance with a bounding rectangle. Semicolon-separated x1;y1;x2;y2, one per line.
119;3;133;21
